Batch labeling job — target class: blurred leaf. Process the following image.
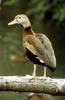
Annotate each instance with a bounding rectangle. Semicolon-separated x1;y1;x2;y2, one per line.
3;0;18;6
53;4;65;22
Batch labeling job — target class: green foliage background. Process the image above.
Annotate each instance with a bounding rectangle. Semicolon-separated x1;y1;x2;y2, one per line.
0;0;65;100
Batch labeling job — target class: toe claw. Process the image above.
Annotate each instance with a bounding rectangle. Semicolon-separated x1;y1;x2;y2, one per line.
38;76;50;80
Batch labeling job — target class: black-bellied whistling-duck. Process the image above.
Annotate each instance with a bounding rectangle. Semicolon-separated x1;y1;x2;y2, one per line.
8;14;56;79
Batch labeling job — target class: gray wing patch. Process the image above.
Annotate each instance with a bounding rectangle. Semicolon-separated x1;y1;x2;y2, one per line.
26;33;56;69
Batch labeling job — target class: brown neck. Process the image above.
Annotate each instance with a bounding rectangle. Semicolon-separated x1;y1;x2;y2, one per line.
24;27;33;35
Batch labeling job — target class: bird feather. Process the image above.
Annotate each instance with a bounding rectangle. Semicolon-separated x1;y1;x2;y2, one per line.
25;33;56;70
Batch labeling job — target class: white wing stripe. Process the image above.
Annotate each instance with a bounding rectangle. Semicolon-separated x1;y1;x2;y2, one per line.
36;57;44;63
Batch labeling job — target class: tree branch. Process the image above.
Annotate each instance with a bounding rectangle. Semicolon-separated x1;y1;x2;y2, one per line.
0;75;65;95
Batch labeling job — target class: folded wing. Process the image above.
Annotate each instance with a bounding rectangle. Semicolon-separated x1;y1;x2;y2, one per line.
25;33;56;71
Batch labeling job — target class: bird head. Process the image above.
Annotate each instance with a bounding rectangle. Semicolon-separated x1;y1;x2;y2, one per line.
8;14;31;28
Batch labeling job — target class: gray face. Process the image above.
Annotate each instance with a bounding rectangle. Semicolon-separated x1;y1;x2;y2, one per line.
15;15;31;28
16;15;25;24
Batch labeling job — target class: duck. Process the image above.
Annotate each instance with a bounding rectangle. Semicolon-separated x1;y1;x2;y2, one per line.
8;14;56;79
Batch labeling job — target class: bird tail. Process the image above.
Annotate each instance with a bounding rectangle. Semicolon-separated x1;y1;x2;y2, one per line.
41;63;56;72
47;65;56;72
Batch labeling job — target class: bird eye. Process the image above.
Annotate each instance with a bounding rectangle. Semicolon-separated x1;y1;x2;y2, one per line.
19;17;21;19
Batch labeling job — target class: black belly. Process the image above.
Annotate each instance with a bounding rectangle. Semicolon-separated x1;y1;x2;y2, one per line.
26;48;56;72
26;48;45;66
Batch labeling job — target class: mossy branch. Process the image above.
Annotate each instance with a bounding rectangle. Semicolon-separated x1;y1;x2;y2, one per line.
0;76;65;95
